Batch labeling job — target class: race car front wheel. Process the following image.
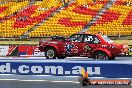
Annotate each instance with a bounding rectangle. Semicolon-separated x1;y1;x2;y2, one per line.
45;47;57;59
93;51;109;60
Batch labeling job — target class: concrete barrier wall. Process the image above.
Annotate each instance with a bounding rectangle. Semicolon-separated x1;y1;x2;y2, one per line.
0;45;45;56
0;45;132;56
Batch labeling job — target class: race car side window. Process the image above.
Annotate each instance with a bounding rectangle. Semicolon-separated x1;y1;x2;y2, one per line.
84;35;100;44
68;34;83;42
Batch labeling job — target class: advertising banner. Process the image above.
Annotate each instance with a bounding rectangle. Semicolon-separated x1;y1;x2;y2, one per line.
0;46;17;56
0;45;45;57
0;61;132;78
0;46;9;56
18;45;37;56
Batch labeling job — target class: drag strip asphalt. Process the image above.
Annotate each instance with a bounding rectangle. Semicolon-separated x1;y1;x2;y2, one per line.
0;79;131;88
0;56;131;88
0;56;131;60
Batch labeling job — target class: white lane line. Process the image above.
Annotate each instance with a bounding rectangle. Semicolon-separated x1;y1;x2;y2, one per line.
20;80;48;82
35;75;79;77
0;74;14;76
16;80;80;84
0;79;19;81
0;79;80;83
49;81;80;83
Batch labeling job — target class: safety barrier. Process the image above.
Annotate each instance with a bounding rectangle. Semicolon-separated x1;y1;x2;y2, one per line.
0;45;45;56
0;60;132;78
0;45;132;56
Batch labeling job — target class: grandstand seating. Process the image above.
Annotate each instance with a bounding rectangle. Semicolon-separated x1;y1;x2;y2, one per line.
0;1;29;19
29;0;108;37
89;0;132;36
0;0;132;38
0;6;7;14
0;0;62;37
123;11;132;25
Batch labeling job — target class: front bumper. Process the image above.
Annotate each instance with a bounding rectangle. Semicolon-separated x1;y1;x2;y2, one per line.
118;52;128;56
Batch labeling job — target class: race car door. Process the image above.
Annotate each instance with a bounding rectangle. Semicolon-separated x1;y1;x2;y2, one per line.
78;34;100;57
63;34;84;56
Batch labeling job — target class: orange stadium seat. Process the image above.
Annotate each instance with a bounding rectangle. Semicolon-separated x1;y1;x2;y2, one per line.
0;0;61;37
0;0;132;38
0;6;7;14
89;0;132;36
29;0;108;37
123;11;132;25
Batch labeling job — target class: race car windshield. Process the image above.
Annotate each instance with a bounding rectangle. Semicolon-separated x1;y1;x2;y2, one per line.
102;35;113;43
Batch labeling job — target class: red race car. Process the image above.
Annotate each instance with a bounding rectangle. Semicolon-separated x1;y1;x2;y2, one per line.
39;33;128;60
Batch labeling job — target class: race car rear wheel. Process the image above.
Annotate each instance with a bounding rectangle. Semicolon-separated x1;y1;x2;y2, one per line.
93;51;109;60
45;47;57;59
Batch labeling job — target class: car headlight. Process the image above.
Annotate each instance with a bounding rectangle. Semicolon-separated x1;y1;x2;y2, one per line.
123;45;128;48
122;45;128;52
